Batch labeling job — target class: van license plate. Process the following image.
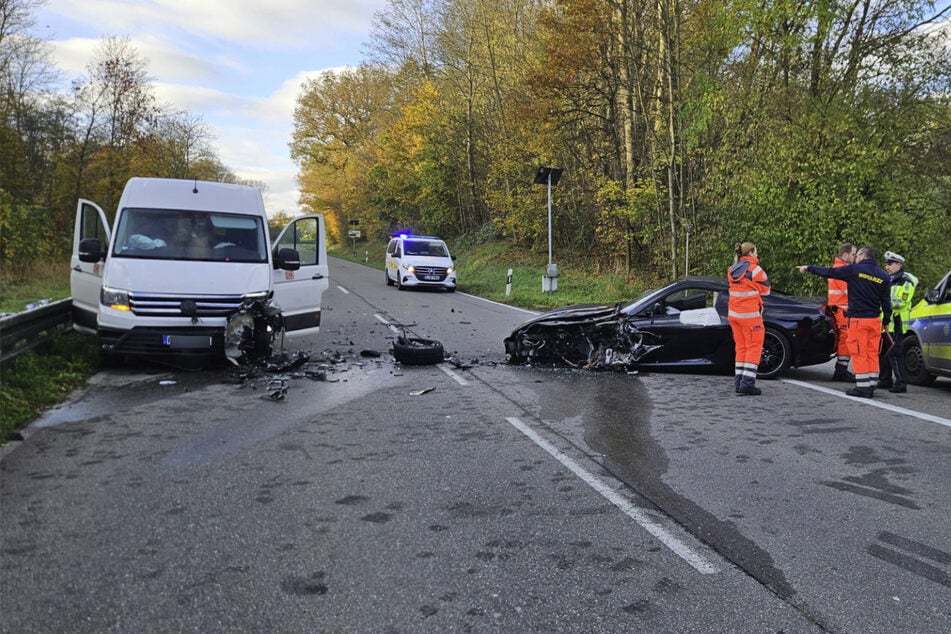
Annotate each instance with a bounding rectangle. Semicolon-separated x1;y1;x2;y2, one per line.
422;275;440;281
162;335;212;348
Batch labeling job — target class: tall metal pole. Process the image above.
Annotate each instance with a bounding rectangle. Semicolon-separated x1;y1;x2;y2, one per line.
547;172;553;266
684;225;690;277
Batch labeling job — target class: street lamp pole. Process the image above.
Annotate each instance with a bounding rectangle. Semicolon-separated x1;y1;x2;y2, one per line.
533;166;563;292
685;224;691;278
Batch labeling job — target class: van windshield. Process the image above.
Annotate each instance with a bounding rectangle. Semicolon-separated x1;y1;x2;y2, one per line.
403;240;448;257
112;208;268;263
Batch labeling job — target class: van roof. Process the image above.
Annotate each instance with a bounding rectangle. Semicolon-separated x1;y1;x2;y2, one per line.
119;178;266;214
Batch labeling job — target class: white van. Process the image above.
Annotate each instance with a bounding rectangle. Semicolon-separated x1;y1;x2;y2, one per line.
384;234;456;291
70;177;329;364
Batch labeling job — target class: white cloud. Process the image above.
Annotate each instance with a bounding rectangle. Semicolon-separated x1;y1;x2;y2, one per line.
34;0;388;218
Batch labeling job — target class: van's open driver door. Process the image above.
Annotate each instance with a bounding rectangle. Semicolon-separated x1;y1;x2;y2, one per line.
70;199;111;335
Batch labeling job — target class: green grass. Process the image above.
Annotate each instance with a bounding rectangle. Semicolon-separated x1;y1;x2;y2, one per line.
0;332;100;441
0;261;72;314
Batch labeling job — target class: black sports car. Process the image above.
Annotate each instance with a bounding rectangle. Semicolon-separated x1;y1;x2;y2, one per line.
503;276;837;379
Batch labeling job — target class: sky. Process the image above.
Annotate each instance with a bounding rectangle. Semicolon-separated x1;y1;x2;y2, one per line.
31;0;391;215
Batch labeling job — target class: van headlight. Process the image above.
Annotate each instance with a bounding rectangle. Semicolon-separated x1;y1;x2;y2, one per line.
101;286;131;311
405;264;415;274
447;266;454;275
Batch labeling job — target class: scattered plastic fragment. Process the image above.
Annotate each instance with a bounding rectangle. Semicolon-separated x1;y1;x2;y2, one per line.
409;387;435;396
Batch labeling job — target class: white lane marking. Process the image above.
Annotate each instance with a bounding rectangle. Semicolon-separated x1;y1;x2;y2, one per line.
782;379;951;429
336;284;350;294
438;363;469;386
505;416;719;575
457;291;537;315
374;313;401;334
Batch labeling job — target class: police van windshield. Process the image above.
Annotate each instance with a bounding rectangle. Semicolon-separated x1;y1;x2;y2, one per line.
112;208;268;263
403;240;448;257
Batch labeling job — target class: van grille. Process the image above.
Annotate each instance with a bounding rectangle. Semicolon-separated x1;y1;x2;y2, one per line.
413;266;448;280
129;292;244;317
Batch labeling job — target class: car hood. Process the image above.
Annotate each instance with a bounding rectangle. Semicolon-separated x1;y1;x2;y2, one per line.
510;303;619;330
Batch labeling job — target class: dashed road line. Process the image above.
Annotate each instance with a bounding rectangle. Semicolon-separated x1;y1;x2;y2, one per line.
374;313;401;334
782;379;951;428
438;363;469;385
505;416;719;575
336;284;350;294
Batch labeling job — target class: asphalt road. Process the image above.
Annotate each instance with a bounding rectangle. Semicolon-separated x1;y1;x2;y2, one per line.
2;256;949;633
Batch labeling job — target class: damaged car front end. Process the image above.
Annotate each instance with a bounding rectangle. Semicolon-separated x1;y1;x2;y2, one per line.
503;304;661;370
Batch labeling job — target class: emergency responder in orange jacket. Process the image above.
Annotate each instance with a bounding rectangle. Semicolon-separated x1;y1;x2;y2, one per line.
829;243;856;382
728;242;771;396
798;246;891;398
877;251;918;393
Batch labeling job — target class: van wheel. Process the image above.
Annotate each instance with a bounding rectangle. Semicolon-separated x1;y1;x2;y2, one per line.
385;270;394;286
392;336;444;365
902;334;937;386
396;275;405;290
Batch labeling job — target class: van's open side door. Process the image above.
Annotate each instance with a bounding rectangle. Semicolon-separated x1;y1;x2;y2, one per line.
271;214;329;337
70;199;111;335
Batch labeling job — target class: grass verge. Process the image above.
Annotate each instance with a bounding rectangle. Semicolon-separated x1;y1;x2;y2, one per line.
1;332;100;441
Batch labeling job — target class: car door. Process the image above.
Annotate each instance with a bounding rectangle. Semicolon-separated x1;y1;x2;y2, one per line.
271;215;329;337
921;272;951;375
628;286;728;365
70;199;111;335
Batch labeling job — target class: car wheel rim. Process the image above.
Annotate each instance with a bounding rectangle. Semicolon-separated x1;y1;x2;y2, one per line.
760;333;785;376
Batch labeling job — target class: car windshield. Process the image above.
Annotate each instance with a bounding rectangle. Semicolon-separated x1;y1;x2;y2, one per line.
112;208;268;263
619;283;677;314
403;240;448;257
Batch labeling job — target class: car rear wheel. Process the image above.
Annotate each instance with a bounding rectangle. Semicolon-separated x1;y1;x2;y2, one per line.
758;328;791;379
902;334;937;386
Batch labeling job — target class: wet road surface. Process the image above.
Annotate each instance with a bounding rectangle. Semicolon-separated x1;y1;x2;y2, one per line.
2;256;949;632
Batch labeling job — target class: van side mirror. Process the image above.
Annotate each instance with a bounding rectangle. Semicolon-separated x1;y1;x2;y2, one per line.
451;254;457;261
78;238;104;263
274;247;301;271
924;288;939;304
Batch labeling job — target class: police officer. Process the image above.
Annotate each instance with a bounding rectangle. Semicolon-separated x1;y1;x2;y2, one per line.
798;246;891;398
877;251;918;393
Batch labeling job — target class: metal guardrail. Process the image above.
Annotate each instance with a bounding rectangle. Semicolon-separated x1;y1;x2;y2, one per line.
0;299;73;364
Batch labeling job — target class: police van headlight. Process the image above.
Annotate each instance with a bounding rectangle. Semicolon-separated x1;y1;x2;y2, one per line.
101;286;131;311
447;266;454;275
405;264;416;274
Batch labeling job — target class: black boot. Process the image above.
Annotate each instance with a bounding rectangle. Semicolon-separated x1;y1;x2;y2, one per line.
737;377;761;396
846;387;874;398
889;383;907;393
832;365;855;382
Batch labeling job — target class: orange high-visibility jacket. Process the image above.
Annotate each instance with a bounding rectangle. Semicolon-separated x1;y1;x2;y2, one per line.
827;257;849;309
728;256;771;319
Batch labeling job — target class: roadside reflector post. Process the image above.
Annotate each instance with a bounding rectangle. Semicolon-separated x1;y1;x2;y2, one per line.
506;269;513;296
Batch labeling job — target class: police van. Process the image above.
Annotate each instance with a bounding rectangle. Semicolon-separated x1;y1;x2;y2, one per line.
384;234;457;291
71;177;329;365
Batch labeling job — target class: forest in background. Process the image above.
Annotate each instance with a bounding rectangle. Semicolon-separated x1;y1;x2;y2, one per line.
3;0;951;295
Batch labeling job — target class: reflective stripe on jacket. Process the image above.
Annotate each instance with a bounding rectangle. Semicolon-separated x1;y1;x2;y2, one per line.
887;270;918;333
728;256;770;320
827;257;849;309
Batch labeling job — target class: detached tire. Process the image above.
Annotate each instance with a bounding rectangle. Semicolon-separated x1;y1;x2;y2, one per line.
392;336;444;365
